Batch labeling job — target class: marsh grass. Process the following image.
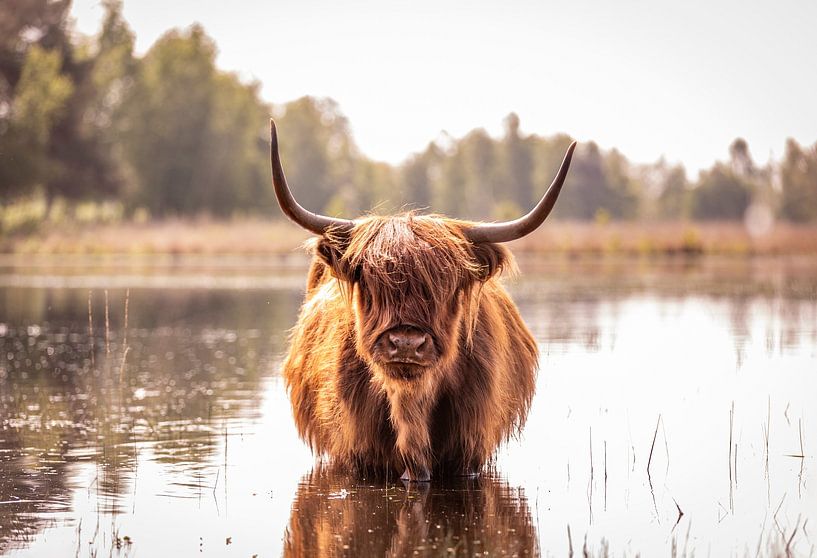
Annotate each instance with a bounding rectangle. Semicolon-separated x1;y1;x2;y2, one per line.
3;219;817;256
2;218;308;256
509;221;817;256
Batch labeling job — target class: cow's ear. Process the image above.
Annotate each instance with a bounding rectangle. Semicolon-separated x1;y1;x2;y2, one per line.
471;242;511;281
315;237;357;282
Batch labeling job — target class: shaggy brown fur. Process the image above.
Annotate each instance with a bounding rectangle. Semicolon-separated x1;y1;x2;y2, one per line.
283;213;538;481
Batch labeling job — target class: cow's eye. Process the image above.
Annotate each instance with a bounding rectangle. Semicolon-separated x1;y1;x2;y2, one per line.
419;284;433;302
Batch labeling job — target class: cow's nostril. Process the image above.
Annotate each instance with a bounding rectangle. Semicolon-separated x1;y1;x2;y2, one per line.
414;335;429;355
388;333;402;349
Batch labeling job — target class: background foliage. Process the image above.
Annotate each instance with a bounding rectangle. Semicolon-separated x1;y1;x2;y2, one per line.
1;0;816;229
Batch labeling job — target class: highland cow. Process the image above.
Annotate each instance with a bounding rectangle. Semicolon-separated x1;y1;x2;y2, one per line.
272;120;576;481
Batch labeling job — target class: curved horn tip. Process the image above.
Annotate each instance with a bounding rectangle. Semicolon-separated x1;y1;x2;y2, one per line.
564;140;579;164
557;140;578;172
268;118;354;236
463;139;578;244
269;119;278;143
564;140;578;160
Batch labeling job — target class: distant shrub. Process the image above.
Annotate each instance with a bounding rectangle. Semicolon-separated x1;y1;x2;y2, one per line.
680;226;704;254
0;197;47;235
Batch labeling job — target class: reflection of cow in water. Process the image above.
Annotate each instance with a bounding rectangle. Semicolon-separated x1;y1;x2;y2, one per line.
283;465;538;556
271;120;576;481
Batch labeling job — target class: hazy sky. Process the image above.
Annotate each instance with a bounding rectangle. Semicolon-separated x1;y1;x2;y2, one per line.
70;0;817;174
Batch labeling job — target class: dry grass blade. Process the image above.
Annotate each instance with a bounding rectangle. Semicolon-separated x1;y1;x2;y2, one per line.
647;414;661;477
119;289;131;384
647;414;661;522
118;346;130;384
588;426;594;525
87;290;94;369
604;440;607;511
123;288;130;347
786;515;801;557
104;289;110;358
671;497;685;533
773;493;787;536
729;401;734;514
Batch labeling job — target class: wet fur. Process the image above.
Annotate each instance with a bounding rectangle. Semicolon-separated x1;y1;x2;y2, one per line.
283;213;538;479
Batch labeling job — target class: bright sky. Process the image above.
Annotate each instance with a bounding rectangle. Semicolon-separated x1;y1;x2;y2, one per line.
70;0;817;175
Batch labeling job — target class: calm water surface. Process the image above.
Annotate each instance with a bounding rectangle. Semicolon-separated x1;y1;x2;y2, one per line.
0;255;815;557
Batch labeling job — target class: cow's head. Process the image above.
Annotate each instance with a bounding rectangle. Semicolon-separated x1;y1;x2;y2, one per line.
270;120;575;382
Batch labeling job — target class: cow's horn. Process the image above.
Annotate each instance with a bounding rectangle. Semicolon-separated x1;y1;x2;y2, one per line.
270;119;354;235
465;141;577;244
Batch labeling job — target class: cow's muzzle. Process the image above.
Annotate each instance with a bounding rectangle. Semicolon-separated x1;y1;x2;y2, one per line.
374;326;435;366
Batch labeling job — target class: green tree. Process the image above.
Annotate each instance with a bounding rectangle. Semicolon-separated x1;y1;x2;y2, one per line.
500;113;534;211
779;138;817;222
354;159;398;214
531;133;574;193
202;74;271;212
728;138;755;177
0;0;72;92
88;0;136;148
659;166;689;220
275;97;357;216
553;142;623;220
1;0;73;200
1;0;133;204
120;25;218;215
120;25;270;216
48;0;135;203
689;140;763;221
0;45;73;199
400;142;441;212
603;148;640;219
458;128;497;219
648;159;689;220
690;164;752;220
437;144;467;216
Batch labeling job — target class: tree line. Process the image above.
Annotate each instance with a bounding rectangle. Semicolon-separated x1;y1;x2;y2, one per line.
2;0;816;225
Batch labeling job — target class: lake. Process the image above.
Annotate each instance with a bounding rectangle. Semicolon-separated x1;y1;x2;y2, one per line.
0;255;815;556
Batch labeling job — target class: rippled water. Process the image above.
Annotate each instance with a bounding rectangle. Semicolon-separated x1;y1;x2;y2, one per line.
0;255;815;557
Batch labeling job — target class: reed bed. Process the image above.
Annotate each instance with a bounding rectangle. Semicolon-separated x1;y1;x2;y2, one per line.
4;219;817;256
